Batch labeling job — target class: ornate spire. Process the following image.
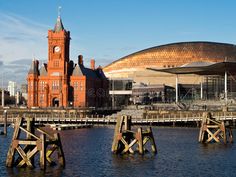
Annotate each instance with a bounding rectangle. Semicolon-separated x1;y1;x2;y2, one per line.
28;59;39;75
54;6;64;32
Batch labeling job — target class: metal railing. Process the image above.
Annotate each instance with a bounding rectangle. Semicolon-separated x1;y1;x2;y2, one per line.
0;112;236;124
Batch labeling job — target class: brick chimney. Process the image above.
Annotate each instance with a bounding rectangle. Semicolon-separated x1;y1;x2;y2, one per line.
90;59;95;70
78;55;83;66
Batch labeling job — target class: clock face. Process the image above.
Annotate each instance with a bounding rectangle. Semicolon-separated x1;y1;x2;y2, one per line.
54;46;61;53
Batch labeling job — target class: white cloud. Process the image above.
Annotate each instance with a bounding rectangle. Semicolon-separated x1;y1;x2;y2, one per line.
0;12;49;62
0;12;50;87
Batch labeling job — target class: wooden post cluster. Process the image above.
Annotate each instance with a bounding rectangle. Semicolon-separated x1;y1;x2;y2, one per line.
0;110;8;135
6;116;65;170
112;115;157;154
198;112;233;144
3;110;7;135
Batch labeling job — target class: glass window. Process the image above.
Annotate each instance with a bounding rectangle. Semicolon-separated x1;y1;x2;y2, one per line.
52;80;59;90
80;82;83;91
54;60;59;67
74;81;78;90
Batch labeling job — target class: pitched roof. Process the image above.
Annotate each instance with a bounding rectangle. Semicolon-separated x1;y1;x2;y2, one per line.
54;16;64;32
28;59;39;75
81;67;99;78
39;63;48;76
96;68;107;79
72;64;107;79
72;64;83;76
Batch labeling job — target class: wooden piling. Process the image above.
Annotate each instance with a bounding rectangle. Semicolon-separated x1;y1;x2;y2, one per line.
111;116;123;153
4;110;7;135
112;115;157;155
6;116;65;170
148;127;157;154
6;116;23;167
198;112;233;144
26;117;34;139
137;128;143;154
228;128;233;143
124;115;131;131
26;117;35;166
40;134;46;170
54;133;65;167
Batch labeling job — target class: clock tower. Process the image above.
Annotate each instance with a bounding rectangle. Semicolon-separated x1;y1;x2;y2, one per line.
47;15;70;107
27;13;109;108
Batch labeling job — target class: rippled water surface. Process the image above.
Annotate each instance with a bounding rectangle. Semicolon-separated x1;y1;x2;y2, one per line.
1;126;236;177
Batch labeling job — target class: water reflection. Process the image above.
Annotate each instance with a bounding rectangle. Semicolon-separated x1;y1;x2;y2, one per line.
0;127;236;176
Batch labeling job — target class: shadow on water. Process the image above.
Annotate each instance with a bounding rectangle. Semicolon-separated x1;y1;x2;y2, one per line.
111;152;157;165
111;153;158;177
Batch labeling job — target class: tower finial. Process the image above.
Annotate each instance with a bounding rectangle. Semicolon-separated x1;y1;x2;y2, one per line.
32;53;35;61
58;6;62;17
54;6;64;32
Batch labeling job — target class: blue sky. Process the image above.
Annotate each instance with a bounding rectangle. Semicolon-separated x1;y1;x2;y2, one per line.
0;0;236;85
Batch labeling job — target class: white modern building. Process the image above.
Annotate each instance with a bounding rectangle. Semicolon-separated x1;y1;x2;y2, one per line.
8;81;17;96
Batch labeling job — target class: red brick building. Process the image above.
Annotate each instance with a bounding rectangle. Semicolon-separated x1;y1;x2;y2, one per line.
27;15;108;108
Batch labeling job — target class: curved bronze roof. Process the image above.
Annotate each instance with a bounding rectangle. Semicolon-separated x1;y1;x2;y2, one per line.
103;41;236;72
148;61;236;75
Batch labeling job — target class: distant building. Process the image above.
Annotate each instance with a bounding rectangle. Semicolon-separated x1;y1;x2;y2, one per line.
27;15;108;108
16;91;21;105
8;81;17;96
131;84;175;104
109;78;132;108
21;84;28;93
0;89;10;106
21;84;28;100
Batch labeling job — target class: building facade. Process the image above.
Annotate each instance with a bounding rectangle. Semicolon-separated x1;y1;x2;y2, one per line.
103;42;236;102
103;42;236;85
8;81;17;96
21;83;28;101
27;15;108;108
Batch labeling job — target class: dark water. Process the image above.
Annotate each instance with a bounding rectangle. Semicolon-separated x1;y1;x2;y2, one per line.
1;126;236;177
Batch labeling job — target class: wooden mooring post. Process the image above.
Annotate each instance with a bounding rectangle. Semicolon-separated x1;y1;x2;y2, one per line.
6;116;65;170
198;112;233;144
0;110;8;135
3;110;7;135
111;115;157;154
